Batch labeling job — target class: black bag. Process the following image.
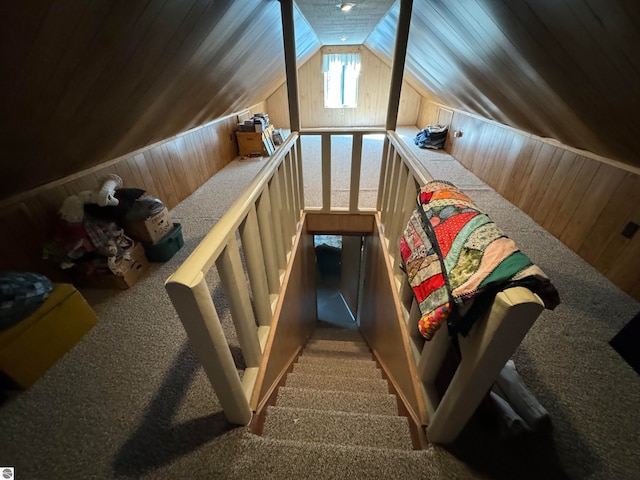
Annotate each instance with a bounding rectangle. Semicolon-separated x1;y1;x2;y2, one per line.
414;125;448;150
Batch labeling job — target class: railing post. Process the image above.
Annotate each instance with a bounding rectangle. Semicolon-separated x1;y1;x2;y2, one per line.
216;237;262;367
427;288;544;443
377;136;391;212
349;133;363;212
295;136;305;210
382;150;400;226
418;324;450;385
277;164;294;244
388;165;409;264
256;189;281;294
321;133;331;211
283;154;297;234
165;274;252;425
269;175;287;270
408;298;421;336
393;175;418;267
290;146;301;217
240;205;273;326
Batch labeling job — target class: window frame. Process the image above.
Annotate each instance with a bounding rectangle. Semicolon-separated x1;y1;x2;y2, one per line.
323;53;360;109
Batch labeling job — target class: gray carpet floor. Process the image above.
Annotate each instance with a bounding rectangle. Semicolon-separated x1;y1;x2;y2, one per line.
0;129;638;479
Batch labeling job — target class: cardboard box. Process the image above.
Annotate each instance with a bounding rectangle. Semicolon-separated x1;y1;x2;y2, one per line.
236;131;267;156
124;207;173;244
73;243;149;290
0;284;97;388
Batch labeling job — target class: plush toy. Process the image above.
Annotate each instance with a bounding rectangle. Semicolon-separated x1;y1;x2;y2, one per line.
58;174;123;223
46;174;132;271
94;174;123;207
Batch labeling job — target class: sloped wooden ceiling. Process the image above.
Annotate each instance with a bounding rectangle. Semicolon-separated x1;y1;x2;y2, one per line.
0;1;320;201
5;0;639;202
366;0;640;170
296;0;395;45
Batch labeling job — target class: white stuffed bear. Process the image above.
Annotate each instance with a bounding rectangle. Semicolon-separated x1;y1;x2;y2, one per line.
59;174;123;223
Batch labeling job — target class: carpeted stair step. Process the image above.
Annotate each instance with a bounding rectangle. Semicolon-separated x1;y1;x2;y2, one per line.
285;372;389;394
292;359;382;379
276;386;399;416
262;406;413;451
300;348;372;361
310;327;366;342
296;353;378;367
304;339;371;354
309;330;367;345
238;435;439;479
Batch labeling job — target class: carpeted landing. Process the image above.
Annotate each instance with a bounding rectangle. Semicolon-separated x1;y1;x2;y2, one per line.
260;326;414;452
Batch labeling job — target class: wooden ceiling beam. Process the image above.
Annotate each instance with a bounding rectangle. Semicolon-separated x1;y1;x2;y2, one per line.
385;0;413;131
280;0;300;132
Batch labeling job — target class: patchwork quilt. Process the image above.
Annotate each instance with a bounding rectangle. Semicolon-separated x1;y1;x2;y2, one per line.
400;180;559;340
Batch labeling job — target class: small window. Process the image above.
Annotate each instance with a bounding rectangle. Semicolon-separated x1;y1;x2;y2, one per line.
323;53;361;109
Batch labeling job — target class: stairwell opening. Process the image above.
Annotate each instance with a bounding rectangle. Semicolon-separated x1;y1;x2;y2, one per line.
313;234;364;328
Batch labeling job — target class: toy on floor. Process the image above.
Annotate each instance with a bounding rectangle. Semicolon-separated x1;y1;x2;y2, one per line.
44;175;135;274
59;174;123;223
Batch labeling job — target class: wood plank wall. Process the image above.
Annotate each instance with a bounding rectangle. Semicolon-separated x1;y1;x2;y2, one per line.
0;103;266;276
416;101;440;131
417;101;640;301
266;45;420;129
359;215;426;424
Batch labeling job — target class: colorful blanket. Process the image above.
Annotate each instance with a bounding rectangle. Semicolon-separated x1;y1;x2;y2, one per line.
400;181;559;340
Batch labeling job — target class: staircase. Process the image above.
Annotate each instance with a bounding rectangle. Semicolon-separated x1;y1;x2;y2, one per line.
260;325;416;451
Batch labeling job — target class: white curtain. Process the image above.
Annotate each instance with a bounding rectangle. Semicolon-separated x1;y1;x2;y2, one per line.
323;53;361;108
322;53;361;75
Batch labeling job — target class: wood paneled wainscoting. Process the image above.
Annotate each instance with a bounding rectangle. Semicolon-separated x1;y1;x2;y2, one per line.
0;103;266;276
417;102;640;302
